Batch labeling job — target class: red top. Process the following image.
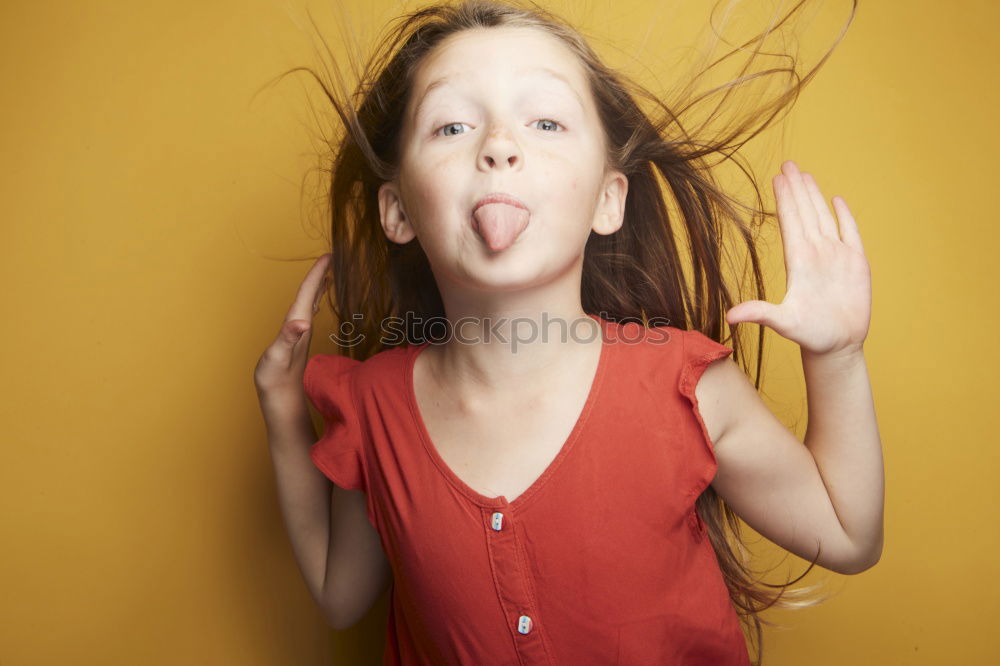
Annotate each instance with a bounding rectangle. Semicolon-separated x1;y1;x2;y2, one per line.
303;313;750;665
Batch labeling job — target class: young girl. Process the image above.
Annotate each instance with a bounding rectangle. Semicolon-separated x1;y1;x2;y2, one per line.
254;1;882;664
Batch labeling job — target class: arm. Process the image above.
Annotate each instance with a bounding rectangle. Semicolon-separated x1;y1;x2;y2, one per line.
264;396;337;614
265;399;391;628
707;159;884;574
801;347;884;567
697;352;883;575
255;253;391;628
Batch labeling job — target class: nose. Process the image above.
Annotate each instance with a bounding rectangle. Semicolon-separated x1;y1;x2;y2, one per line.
477;123;521;171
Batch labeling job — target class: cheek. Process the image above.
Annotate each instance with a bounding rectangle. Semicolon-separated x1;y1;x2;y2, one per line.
419;160;462;213
400;160;467;234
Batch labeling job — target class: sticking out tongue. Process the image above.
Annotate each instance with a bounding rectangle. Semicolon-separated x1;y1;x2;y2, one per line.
472;203;530;252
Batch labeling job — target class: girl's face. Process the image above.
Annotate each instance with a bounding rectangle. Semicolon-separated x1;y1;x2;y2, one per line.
379;26;627;296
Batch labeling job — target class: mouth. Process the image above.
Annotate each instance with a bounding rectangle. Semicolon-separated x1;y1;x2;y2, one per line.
472;192;528;214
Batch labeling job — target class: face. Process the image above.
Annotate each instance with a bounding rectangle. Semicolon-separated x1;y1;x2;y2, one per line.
378;26;627;296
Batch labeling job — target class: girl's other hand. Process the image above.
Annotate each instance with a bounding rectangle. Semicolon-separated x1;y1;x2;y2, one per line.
725;160;871;358
253;253;332;416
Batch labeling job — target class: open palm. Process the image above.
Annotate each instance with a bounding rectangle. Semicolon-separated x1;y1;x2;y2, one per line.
726;160;871;357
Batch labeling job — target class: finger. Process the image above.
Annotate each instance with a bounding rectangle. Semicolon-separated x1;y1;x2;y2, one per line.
800;172;839;241
285;253;332;325
832;196;865;254
726;299;788;337
781;160;820;241
773;174;806;261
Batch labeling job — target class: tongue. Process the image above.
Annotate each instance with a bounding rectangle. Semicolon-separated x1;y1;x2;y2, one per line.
472;203;529;252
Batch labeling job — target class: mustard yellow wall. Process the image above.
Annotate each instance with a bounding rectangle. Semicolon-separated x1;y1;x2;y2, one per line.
1;0;994;664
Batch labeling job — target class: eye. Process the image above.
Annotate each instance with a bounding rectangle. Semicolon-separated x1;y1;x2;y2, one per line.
433;118;564;137
533;119;563;132
435;122;471;137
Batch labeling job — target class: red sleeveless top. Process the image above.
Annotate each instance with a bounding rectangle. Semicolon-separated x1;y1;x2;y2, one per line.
303;314;750;665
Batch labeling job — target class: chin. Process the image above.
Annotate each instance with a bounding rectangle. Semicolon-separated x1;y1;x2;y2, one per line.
459;251;579;294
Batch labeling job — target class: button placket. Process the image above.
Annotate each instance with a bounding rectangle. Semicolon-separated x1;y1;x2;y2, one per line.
482;506;550;663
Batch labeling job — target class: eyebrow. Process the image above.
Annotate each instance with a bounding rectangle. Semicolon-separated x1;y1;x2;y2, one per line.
411;66;586;124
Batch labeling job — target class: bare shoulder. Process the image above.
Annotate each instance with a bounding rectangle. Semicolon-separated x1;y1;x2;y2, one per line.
691;354;756;455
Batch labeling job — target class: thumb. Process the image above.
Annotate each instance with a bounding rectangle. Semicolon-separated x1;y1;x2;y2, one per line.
725;300;783;330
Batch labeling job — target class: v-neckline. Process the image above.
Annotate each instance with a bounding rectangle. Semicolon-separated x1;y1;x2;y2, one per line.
404;312;613;510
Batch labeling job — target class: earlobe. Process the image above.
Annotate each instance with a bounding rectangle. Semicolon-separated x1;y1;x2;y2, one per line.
378;181;417;244
592;171;628;235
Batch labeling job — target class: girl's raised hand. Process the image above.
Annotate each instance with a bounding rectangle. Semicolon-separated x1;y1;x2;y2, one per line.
725;160;871;358
253;253;331;414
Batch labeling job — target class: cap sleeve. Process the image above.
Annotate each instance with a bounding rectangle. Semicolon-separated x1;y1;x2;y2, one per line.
677;328;734;490
303;353;366;492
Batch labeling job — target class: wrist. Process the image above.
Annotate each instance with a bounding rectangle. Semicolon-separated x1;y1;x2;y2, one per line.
800;344;866;375
259;387;312;423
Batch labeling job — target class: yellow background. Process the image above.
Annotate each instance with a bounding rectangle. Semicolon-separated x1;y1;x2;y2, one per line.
2;0;995;663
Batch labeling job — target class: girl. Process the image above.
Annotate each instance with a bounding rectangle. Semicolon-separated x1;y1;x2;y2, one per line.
254;1;882;664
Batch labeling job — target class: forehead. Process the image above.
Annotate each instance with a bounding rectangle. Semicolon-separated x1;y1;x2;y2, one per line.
409;26;589;104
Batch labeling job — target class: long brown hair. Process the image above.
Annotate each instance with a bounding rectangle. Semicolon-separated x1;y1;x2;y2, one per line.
267;0;858;662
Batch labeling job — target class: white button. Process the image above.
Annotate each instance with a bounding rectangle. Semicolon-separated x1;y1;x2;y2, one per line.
491;512;504;531
517;615;533;634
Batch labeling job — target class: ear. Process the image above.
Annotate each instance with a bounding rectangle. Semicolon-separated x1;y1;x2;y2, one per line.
378;181;417;244
591;169;628;235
